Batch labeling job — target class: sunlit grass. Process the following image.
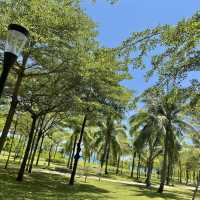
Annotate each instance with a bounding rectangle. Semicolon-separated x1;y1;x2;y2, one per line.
0;163;199;200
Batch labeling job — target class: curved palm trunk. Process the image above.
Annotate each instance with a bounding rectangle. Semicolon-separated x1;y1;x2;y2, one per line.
69;114;87;185
16;115;37;182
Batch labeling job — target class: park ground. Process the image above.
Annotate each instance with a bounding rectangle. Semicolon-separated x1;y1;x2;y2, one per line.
0;157;199;200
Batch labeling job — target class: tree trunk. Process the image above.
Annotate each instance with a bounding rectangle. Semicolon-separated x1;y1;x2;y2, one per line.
19;138;27;163
69;114;87;185
192;171;200;200
35;134;45;166
28;132;42;173
146;162;154;187
14;135;23;162
16;115;37;182
166;154;172;186
186;169;189;185
100;116;112;170
136;153;141;180
116;154;121;175
53;144;58;160
121;161;124;175
0;69;24;153
26;131;37;171
67;147;73;168
158;131;169;193
131;151;136;178
69;135;78;169
105;143;110;175
5;116;18;169
179;161;182;183
193;171;196;185
145;152;154;188
48;143;53;167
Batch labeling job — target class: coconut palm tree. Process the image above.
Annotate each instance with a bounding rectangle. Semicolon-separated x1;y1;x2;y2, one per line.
93;116;128;174
142;87;198;193
130;87;198;192
129;110;163;187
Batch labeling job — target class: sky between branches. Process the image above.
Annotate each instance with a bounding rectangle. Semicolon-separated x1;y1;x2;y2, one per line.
81;0;200;97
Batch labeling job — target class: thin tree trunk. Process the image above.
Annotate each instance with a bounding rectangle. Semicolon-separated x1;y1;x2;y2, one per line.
0;68;24;153
5;116;18;169
48;143;53;167
136;153;141;180
131;151;136;178
70;135;78;169
16;115;37;181
14;135;23;162
116;154;121;175
28;132;42;173
158;130;169;193
35;133;45;166
179;161;182;183
146;161;154;188
0;97;18;153
69;114;87;185
19;138;27;163
186;169;189;185
67;147;73;168
26;131;37;171
121;160;124;175
166;155;171;186
105;143;110;175
193;171;196;185
53;144;58;160
192;171;200;200
101;116;112;170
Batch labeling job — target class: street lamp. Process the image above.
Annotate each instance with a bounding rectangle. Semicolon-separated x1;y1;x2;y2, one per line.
0;24;29;99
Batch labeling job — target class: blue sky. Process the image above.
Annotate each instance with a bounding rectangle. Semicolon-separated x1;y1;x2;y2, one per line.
81;0;200;97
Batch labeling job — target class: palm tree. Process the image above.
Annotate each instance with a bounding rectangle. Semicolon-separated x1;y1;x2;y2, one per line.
129;110;163;187
141;87;197;193
93;116;128;175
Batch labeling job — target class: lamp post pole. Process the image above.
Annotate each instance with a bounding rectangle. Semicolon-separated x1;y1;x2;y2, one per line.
0;52;17;98
0;24;29;99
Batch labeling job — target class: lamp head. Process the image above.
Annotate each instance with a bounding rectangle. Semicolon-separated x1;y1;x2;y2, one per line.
5;24;29;57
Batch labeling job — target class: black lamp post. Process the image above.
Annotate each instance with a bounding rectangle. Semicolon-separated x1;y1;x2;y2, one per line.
0;24;29;99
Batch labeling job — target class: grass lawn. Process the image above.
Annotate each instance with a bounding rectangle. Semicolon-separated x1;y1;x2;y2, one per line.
0;165;199;200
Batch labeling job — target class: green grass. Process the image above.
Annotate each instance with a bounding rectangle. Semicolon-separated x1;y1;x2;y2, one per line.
0;165;199;200
0;153;199;200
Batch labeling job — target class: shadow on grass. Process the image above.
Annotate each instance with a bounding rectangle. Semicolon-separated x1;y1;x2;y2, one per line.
121;182;192;200
0;168;110;200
